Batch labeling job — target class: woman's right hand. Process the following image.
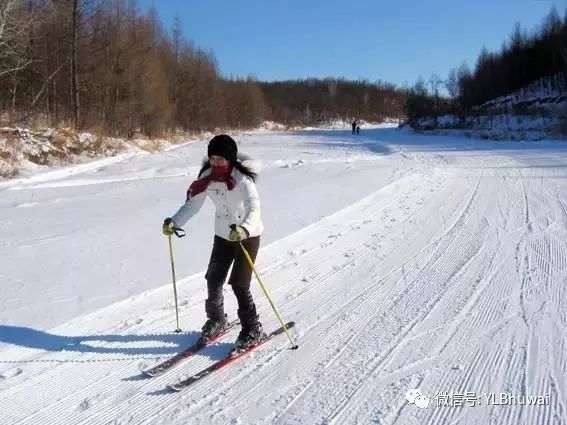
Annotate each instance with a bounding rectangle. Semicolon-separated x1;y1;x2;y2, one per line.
162;218;177;235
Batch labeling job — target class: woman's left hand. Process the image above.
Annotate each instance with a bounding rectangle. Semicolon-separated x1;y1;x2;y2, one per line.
229;225;249;241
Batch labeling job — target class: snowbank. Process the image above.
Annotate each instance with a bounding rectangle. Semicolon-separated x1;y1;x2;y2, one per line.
0;127;180;180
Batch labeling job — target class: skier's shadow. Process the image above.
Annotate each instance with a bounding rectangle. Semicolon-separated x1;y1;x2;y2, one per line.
0;324;230;358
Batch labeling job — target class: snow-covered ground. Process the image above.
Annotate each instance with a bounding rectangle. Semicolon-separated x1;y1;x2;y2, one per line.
1;128;567;424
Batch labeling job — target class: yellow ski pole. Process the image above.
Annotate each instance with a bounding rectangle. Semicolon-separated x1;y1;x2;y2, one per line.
167;226;186;333
236;238;299;350
167;234;182;333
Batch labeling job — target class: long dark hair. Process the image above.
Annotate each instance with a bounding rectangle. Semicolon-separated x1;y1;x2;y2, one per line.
198;159;257;182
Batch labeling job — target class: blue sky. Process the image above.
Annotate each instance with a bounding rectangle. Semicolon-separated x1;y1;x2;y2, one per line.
139;0;566;88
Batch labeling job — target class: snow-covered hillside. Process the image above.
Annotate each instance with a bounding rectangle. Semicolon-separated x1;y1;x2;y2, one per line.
1;129;567;424
410;76;567;140
0;126;215;180
475;74;566;114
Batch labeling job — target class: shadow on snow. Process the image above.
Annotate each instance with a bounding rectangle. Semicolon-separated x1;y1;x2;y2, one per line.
0;324;232;359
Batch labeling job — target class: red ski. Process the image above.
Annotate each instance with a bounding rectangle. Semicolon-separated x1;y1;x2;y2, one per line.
168;321;296;391
143;320;239;377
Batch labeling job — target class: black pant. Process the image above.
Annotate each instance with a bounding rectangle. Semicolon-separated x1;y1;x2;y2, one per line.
204;235;261;328
205;235;260;289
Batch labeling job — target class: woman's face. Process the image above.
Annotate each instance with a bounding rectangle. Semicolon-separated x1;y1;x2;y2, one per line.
209;155;229;167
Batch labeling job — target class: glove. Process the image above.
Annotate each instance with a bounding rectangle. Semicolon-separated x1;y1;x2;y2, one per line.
162;218;177;236
228;225;249;241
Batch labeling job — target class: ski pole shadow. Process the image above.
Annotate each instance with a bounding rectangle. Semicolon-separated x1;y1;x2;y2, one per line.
0;324;202;357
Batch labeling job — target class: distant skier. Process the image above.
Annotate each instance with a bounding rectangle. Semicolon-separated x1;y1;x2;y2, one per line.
162;134;266;350
352;120;357;134
356;124;360;135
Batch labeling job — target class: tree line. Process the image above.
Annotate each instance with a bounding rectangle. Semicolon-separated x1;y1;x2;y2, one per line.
0;0;405;138
405;7;567;123
260;78;405;126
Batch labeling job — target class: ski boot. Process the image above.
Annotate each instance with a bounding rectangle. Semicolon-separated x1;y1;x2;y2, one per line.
198;314;228;345
233;322;266;352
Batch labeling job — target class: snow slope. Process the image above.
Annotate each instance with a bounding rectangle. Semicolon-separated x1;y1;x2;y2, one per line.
1;129;567;424
410;77;567;141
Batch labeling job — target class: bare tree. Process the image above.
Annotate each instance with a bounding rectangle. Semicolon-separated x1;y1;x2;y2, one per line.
428;73;442;117
445;68;459;100
0;0;33;78
428;73;442;97
71;0;80;128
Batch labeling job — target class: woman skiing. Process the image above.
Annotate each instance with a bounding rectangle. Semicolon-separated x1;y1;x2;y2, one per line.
162;134;265;350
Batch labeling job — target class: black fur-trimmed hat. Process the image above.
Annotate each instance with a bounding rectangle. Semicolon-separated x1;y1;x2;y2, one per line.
208;134;238;163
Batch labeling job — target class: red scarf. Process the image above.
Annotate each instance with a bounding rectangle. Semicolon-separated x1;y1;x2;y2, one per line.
186;164;236;200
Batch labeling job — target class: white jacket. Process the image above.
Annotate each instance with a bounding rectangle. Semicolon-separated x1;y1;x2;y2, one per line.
171;160;264;241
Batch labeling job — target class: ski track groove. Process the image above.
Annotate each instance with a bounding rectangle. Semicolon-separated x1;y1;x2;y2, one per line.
273;380;314;423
